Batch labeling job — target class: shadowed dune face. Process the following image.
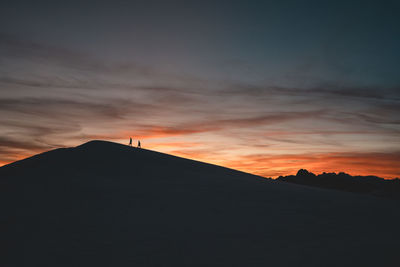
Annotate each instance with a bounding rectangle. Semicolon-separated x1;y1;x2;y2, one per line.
2;141;400;267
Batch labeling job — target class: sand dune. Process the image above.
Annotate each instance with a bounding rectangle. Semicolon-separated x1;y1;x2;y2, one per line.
2;140;399;266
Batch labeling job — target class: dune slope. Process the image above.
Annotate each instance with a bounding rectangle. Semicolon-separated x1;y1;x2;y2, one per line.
1;140;399;267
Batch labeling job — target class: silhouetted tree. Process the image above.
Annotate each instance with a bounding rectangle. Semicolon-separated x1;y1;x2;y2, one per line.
276;169;400;198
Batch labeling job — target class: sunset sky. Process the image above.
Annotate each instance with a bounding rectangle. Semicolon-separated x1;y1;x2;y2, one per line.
1;0;399;178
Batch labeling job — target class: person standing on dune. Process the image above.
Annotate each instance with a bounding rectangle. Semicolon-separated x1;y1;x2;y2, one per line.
129;137;132;146
137;140;141;148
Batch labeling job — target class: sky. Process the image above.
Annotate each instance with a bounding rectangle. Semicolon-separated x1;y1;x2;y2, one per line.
0;0;399;178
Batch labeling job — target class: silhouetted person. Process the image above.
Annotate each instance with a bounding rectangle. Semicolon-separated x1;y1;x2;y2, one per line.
129;137;132;146
137;140;141;148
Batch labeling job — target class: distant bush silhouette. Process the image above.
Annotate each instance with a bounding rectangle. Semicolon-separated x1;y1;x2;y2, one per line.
277;169;400;198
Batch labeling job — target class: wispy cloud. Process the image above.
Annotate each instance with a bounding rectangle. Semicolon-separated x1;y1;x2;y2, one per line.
0;34;399;179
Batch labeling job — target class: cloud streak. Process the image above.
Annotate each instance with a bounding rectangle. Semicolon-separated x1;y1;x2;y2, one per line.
0;34;399;180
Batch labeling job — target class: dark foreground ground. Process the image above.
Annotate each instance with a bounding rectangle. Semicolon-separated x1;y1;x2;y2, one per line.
1;141;399;266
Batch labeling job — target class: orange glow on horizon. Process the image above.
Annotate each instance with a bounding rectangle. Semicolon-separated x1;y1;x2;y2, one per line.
1;138;399;180
219;152;400;179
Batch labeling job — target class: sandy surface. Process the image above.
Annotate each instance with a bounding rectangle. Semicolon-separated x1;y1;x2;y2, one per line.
2;140;399;266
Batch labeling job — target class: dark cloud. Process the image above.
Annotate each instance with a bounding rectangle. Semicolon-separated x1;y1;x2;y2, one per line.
0;136;52;151
222;82;399;101
0;33;105;72
215;110;324;127
0;97;153;120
